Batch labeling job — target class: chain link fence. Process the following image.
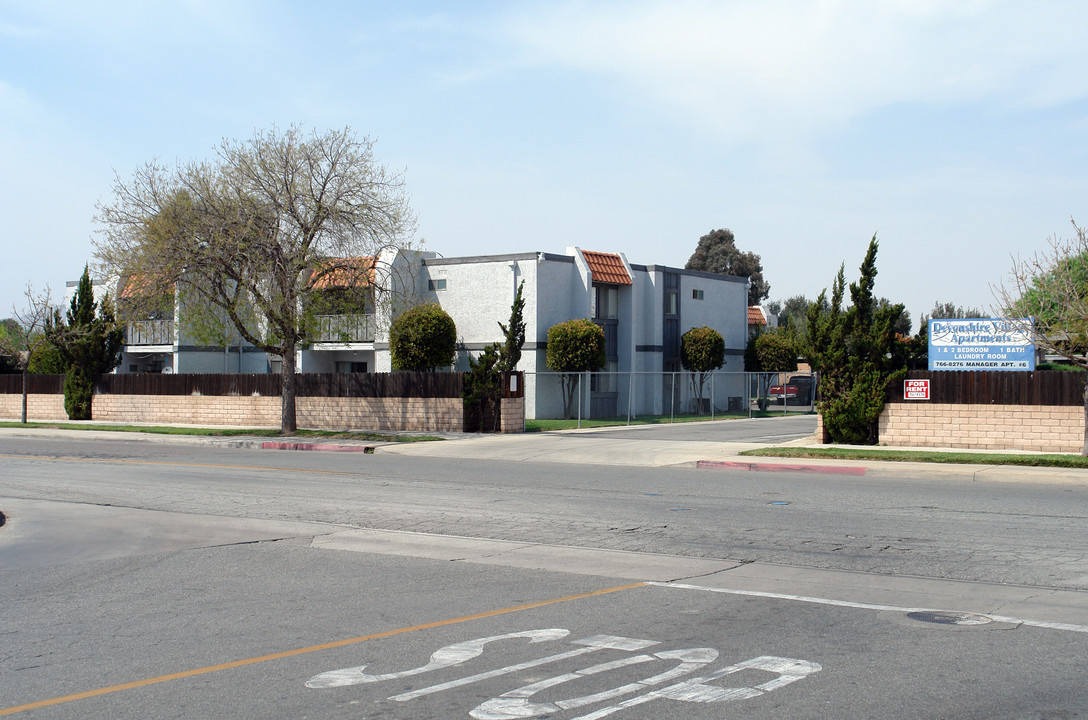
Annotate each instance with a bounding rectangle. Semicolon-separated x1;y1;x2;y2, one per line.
522;371;816;424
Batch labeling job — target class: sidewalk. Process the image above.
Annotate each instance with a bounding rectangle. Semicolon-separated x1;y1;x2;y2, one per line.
1;420;1086;485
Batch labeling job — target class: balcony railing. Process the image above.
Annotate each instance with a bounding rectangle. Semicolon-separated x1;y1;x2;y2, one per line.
126;319;174;346
313;314;374;343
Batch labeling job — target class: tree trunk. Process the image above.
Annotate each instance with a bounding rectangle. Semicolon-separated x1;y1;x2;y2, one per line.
281;347;297;434
1082;368;1087;457
21;366;28;424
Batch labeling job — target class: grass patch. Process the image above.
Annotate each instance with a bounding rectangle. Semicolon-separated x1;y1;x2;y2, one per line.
525;411;811;432
1037;363;1083;372
0;421;442;443
741;446;1088;468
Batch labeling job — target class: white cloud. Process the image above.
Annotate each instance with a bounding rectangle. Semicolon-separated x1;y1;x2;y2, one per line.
496;0;1088;144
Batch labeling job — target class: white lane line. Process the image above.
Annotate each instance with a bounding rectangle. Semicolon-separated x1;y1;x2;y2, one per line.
648;582;1088;634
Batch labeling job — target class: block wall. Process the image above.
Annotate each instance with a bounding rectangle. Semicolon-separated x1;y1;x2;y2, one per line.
878;403;1083;452
0;393;67;421
500;397;525;434
296;397;464;432
92;395;282;427
2;393;475;432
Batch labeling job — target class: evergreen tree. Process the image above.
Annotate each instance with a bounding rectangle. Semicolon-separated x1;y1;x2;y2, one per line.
807;236;906;444
47;267;124;420
685;228;769;305
498;281;526;372
463;282;528;431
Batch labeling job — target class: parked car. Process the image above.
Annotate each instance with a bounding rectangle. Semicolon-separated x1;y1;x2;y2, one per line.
768;374;814;405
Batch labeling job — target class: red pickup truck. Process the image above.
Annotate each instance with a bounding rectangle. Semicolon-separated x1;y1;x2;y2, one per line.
768;374;814;405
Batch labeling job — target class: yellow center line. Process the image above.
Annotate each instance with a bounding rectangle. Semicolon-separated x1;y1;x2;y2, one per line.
0;582;648;716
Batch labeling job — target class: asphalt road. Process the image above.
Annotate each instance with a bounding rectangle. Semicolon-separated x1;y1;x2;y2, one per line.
1;431;1087;718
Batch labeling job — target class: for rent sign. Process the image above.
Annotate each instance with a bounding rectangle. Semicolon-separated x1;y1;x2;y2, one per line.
928;318;1035;371
904;379;930;399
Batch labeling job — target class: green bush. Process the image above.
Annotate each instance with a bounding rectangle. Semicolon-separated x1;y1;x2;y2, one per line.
546;319;605;419
752;328;798;372
389;303;457;371
681;326;725;407
546;319;606;373
47;267;124;420
807;237;906;444
680;326;725;373
63;366;95;421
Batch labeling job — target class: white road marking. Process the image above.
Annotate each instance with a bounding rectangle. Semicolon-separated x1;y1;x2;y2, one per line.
308;629;821;719
567;655;822;720
388;635;659;702
305;629;570;688
649;581;1088;634
471;648;718;720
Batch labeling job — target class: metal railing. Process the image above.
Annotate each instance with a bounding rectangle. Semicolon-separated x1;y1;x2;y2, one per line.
313;314;374;343
522;370;816;425
125;319;174;346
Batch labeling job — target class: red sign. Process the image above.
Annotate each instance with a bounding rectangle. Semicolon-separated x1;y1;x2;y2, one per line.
904;379;930;400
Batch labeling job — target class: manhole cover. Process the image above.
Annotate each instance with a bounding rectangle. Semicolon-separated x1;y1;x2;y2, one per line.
906;611;993;626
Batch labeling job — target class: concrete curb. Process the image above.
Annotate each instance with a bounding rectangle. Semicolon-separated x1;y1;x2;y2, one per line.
260;441;375;453
696;459;867;475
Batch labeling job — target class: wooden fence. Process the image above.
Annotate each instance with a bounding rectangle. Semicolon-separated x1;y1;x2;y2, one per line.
886;370;1084;406
0;372;465;399
0;374;63;395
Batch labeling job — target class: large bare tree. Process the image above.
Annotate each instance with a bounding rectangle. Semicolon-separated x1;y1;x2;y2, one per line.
996;219;1088;454
95;126;416;432
0;284;57;423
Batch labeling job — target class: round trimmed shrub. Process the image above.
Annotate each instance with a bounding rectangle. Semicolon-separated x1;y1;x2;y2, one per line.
389;303;457;371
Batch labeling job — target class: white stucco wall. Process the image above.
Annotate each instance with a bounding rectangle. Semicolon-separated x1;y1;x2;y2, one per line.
679;271;748;373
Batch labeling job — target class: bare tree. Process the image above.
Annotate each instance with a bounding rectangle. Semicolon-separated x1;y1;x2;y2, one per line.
995;219;1088;454
0;284;57;423
94;125;417;433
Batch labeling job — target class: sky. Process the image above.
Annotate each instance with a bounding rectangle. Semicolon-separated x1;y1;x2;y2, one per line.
3;0;1088;331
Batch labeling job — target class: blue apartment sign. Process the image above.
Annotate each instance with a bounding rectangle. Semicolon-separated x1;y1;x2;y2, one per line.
928;318;1035;371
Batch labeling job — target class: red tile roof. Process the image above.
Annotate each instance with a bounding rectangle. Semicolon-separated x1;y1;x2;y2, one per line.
120;272;172;299
310;257;376;290
748;306;767;325
582;250;631;285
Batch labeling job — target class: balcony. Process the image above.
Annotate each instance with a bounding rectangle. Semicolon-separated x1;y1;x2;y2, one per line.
126;319;174;346
313;314;374;343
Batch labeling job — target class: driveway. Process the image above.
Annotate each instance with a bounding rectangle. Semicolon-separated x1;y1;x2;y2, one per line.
378;415;818;467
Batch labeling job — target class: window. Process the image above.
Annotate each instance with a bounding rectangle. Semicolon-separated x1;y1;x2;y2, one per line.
594;285;617;320
665;291;678;316
692;289;704;300
429;278;447;291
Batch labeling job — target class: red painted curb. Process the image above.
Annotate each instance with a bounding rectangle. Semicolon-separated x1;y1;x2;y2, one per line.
261;441;374;453
696;460;866;476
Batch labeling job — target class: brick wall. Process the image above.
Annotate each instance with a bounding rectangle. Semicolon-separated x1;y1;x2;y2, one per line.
93;395;282;427
2;393;478;432
878;403;1083;452
296;397;464;432
0;393;66;421
500;397;525;434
